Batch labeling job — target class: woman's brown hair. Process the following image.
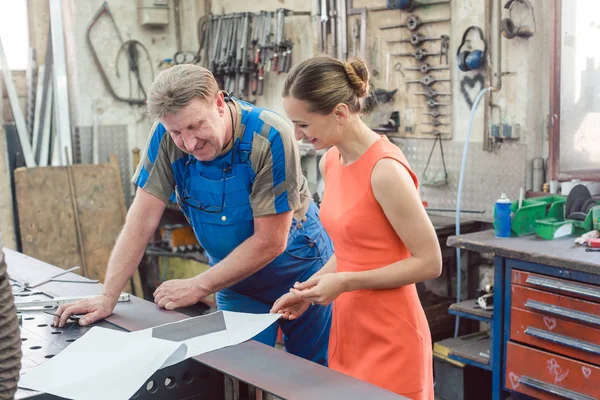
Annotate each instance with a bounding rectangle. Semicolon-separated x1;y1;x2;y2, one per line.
282;55;370;115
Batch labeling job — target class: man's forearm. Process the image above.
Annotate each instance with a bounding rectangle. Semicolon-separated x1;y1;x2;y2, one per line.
197;235;283;294
102;218;155;299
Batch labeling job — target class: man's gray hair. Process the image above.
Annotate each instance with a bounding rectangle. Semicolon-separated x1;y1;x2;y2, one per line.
147;64;219;120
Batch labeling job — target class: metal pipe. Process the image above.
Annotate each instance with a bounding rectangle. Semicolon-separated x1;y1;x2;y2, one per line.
491;0;502;90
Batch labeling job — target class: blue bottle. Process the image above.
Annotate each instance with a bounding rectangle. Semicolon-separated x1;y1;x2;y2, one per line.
494;193;512;238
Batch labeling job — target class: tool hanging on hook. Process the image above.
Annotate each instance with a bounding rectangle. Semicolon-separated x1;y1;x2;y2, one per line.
386;0;452;11
427;99;450;108
387;34;443;47
423;110;451;118
379;15;451;31
86;2;146;105
414;89;451;98
406;75;451;86
423;120;451;127
404;64;449;74
391;48;441;61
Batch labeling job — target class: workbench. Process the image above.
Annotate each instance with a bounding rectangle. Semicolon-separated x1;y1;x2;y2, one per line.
7;249;404;400
448;230;600;400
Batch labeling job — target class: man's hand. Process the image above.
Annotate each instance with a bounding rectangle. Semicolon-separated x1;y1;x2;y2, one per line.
53;293;117;328
153;277;209;310
270;292;311;320
289;273;348;306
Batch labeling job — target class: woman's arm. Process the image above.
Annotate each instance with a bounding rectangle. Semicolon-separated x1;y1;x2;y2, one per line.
291;158;442;305
341;158;442;291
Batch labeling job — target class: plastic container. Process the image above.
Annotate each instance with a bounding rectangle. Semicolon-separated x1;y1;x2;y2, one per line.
535;218;573;240
510;199;547;237
494;193;512;238
594;206;600;231
535;194;567;220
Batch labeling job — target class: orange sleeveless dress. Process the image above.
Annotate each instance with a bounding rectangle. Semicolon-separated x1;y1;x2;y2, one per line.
320;135;434;399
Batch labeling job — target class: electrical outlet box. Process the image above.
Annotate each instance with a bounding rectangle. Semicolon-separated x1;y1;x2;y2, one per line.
490;123;521;140
138;0;169;28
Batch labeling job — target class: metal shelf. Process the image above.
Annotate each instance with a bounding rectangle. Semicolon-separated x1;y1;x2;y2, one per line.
449;299;493;323
449;335;492;371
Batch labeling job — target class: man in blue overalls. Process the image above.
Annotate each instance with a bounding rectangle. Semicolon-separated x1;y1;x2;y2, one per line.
54;65;333;366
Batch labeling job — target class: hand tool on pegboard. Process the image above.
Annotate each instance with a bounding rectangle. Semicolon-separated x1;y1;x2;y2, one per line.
391;48;442;61
423;120;450;127
439;35;450;64
404;63;449;74
427;99;450;108
405;75;451;86
379;14;451;31
414;89;451;98
386;0;452;11
387;34;443;47
423;110;450;118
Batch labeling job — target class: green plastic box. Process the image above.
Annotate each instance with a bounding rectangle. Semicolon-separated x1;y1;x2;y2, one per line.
510;200;546;237
534;195;567;220
535;218;574;240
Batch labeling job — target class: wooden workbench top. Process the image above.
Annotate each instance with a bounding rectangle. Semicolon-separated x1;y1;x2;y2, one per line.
447;229;600;275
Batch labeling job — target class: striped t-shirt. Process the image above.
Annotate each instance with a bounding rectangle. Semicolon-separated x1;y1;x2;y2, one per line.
132;97;311;220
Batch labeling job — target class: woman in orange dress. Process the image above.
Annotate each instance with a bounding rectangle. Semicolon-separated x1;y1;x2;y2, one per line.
271;55;442;399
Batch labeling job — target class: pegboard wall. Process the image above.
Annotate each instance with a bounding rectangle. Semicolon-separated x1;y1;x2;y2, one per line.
350;0;453;139
391;137;528;222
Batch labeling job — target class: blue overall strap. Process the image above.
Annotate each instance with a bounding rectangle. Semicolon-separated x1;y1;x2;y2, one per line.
238;106;263;165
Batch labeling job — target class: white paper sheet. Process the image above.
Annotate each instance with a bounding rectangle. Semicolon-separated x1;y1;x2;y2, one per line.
18;327;187;400
131;310;281;367
18;311;281;399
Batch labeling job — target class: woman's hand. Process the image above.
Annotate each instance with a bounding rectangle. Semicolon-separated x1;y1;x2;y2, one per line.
270;292;312;320
289;273;347;306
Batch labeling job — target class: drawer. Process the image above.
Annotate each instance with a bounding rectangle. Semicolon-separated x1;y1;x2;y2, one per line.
511;285;600;329
511;308;600;366
506;342;600;399
512;270;600;304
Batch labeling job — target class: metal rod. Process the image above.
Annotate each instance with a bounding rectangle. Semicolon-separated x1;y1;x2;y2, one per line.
49;0;73;165
25;266;81;288
32;64;45;158
65;148;89;278
491;0;502;90
0;37;36;167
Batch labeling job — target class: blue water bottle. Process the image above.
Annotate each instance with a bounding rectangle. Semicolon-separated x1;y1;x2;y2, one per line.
494;193;512;238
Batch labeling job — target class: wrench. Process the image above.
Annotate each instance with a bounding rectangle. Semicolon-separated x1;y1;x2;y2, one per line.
379;15;451;31
404;63;449;74
423;120;451;127
427;99;450;108
414;90;452;98
387;34;442;47
405;75;451;86
391;48;441;61
423;110;451;118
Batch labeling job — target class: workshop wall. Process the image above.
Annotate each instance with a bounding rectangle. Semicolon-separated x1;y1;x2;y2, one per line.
26;0;552;219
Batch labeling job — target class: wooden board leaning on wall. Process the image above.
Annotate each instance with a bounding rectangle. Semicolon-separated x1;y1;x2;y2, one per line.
14;160;143;296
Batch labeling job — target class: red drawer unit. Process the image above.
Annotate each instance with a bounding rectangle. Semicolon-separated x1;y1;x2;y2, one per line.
510;308;600;366
506;342;600;400
511;270;600;304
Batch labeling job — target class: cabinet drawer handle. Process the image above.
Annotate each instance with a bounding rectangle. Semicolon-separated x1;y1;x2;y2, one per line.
519;376;596;400
526;276;600;301
525;300;600;327
525;327;600;355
